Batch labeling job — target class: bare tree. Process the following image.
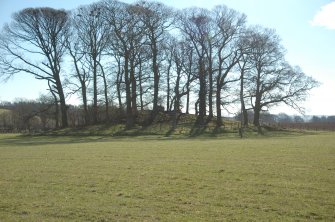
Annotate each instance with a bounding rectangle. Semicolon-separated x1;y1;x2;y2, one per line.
135;1;174;120
107;37;125;111
0;2;319;132
0;7;70;127
178;8;211;125
237;28;255;127
66;15;91;124
245;27;319;128
237;53;250;127
164;38;174;112
74;3;110;124
212;5;246;126
104;0;146;128
183;42;197;114
170;39;193;126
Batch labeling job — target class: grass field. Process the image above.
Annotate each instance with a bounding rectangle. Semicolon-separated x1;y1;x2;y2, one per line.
0;133;334;221
0;108;10;114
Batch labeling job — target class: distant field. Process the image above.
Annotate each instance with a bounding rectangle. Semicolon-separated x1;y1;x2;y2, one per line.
0;133;334;221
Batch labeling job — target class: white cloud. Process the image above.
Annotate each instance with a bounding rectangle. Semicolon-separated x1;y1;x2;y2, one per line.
310;1;335;30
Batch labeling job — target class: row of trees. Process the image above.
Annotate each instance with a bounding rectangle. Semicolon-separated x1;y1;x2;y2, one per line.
3;99;334;133
0;0;318;129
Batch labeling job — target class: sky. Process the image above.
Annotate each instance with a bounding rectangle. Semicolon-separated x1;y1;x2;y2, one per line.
0;0;334;116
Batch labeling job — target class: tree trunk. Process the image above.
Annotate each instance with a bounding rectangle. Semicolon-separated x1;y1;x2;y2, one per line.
253;107;260;127
48;81;60;128
185;52;193;115
240;71;248;127
58;86;68;128
173;59;183;127
254;68;262;128
185;70;192;114
93;59;98;124
253;94;261;127
54;101;59;129
174;74;180;128
216;79;222;127
116;60;123;111
101;66;109;122
152;41;159;117
124;54;133;129
138;59;144;111
197;59;206;125
130;59;137;118
81;80;89;125
54;73;68;128
208;52;213;118
195;99;199;116
241;101;248;127
166;58;172;112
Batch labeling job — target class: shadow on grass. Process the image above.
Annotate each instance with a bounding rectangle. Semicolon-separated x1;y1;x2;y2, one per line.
0;123;321;147
0;134;110;147
165;113;184;137
189;115;217;137
0;129;236;147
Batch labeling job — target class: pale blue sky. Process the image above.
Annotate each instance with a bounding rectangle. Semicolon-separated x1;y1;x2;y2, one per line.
0;0;334;115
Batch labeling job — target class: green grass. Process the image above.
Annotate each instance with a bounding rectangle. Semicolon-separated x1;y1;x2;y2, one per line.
0;133;334;221
0;108;10;114
39;113;242;138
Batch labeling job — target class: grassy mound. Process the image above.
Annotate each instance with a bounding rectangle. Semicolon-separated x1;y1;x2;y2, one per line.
38;112;303;138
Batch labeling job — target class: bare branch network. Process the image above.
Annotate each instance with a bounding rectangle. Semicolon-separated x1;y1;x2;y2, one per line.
0;0;319;129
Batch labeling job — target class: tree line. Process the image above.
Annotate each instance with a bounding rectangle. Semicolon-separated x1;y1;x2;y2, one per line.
2;99;334;133
0;0;318;129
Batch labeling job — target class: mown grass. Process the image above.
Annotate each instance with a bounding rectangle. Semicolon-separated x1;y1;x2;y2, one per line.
0;133;334;221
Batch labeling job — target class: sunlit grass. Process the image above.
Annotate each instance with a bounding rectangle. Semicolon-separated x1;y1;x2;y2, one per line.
0;133;334;221
0;108;10;114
